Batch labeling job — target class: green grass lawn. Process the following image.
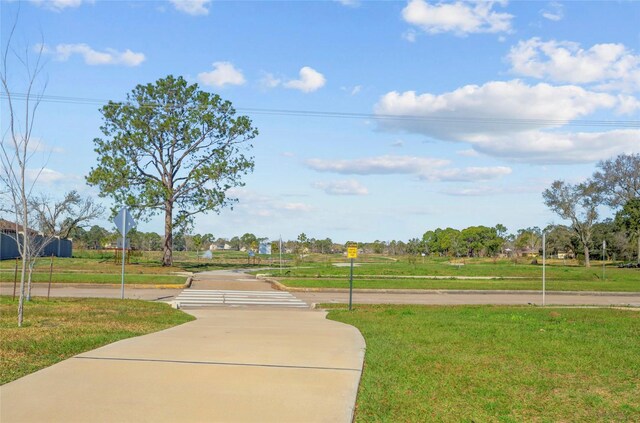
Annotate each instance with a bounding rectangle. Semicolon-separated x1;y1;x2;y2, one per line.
0;252;279;279
262;258;639;281
259;257;639;292
0;297;194;384
281;277;640;292
327;305;640;422
0;272;186;285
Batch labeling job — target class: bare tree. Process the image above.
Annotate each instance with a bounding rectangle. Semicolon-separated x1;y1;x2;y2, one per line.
0;15;48;326
30;190;104;238
543;180;602;267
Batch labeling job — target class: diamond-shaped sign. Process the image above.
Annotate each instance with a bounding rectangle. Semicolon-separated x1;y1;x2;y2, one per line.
114;207;136;237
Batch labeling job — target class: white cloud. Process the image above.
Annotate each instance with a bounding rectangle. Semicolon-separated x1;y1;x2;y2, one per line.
25;167;80;185
306;155;449;175
313;180;369;196
616;95;640;114
29;0;90;11
421;166;512;182
170;0;211;16
441;184;541;196
3;137;64;154
306;155;511;182
222;188;313;218
260;73;282;89
402;29;418;43
340;85;362;95
46;43;145;66
375;80;617;139
374;80;639;164
198;62;246;87
507;38;640;92
334;0;360;7
540;1;564;21
391;140;404;148
472;129;640;164
281;203;313;212
456;149;480;157
402;0;513;36
284;67;326;93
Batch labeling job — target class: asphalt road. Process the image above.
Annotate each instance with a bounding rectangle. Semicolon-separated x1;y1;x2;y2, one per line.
293;291;640;307
2;282;639;307
0;283;181;301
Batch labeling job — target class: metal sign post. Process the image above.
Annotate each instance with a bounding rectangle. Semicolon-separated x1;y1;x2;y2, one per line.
347;245;358;311
114;207;136;300
602;240;606;281
279;236;283;275
542;232;546;307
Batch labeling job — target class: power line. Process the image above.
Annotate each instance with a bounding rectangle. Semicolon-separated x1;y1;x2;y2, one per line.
1;91;639;128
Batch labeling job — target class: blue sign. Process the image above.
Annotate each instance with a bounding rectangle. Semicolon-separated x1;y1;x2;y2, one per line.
259;242;271;255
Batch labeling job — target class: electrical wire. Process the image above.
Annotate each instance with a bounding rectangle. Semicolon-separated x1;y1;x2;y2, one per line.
1;91;639;128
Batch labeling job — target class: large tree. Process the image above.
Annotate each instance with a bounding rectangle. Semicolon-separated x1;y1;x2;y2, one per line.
87;75;258;266
615;198;640;264
592;153;640;208
543;180;602;267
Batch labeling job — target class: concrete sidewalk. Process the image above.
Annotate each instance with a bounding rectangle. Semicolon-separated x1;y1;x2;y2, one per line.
1;308;366;423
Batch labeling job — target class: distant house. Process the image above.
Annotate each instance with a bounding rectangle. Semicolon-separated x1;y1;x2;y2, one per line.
520;248;539;258
209;243;233;251
557;252;574;259
0;218;37;236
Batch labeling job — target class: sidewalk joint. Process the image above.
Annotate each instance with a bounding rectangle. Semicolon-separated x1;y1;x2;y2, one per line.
74;356;362;372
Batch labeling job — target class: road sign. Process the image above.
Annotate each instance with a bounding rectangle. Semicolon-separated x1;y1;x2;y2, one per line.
347;245;357;310
116;238;130;249
114;207;136;236
114;207;135;300
259;242;271;255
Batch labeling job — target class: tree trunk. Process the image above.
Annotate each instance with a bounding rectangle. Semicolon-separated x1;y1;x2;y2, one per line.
18;186;29;326
27;263;33;301
162;201;173;267
583;245;590;268
17;255;27;327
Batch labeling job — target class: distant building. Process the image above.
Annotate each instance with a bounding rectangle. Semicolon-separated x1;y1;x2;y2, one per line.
209;243;233;251
0;219;72;260
557;252;574;259
520;248;539;258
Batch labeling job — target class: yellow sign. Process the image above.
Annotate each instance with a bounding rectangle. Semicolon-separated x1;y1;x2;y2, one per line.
347;246;358;259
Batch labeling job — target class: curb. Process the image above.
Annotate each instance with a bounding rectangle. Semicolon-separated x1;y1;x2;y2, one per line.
184;277;193;289
0;282;186;290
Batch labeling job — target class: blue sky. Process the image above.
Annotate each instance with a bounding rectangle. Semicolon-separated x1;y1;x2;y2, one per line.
1;0;639;243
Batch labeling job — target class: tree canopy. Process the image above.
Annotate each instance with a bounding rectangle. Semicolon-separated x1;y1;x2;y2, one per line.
87;75;258;266
543;180;602;267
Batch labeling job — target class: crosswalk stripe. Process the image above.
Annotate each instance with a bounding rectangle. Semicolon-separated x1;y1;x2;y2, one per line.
172;289;309;308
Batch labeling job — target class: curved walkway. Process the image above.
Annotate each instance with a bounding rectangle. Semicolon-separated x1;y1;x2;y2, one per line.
1;269;366;422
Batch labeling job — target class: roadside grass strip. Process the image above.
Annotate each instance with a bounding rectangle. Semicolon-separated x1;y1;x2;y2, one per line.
326;305;640;422
0;297;194;384
0;272;185;285
281;278;640;292
262;259;640;282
